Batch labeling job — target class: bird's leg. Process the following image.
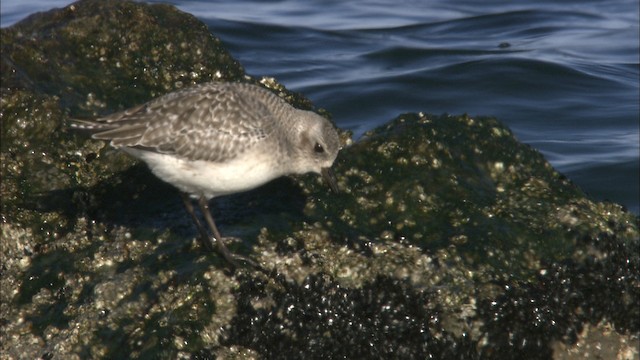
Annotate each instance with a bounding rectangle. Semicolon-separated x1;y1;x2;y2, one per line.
197;196;241;269
197;196;266;271
180;193;216;252
182;193;265;272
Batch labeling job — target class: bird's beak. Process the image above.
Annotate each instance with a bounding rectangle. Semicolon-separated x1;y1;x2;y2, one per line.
321;167;339;193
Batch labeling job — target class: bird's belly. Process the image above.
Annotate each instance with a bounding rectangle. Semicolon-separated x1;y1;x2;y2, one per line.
130;150;282;199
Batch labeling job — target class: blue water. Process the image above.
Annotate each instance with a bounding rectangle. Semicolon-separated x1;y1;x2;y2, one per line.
3;0;639;213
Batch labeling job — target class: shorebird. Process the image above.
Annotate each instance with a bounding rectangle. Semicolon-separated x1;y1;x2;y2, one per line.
72;82;341;269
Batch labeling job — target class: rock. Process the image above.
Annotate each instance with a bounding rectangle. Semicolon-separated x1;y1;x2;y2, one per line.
1;1;638;358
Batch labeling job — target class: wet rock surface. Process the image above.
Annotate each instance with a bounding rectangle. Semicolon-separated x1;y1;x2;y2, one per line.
1;1;638;359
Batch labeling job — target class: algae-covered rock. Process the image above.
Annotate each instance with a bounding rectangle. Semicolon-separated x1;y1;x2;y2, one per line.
298;113;637;280
1;0;244;112
1;1;638;359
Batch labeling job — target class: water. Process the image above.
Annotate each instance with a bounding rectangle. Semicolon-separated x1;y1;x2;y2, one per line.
2;0;638;213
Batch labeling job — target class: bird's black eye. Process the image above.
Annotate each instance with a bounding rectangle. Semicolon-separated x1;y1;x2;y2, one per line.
314;142;325;153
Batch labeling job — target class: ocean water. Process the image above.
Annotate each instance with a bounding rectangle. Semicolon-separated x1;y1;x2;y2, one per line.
2;0;638;213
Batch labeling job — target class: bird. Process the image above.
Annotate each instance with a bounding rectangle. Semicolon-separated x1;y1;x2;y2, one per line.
71;82;341;270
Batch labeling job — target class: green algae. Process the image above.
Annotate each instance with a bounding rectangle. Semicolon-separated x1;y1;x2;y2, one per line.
302;113;614;279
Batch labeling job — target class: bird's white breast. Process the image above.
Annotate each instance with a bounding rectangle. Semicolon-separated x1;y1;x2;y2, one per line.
124;148;283;199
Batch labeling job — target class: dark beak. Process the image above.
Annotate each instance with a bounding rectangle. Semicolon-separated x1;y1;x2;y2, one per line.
321;167;339;193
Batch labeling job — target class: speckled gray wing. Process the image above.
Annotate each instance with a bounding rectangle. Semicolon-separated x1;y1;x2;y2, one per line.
81;83;276;162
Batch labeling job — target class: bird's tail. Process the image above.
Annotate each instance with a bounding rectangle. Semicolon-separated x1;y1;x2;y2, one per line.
68;118;114;132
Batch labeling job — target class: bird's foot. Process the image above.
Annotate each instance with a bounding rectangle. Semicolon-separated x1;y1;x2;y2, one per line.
196;235;267;274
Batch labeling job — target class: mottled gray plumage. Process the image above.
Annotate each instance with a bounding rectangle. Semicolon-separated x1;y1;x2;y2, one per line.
72;82;340;198
71;81;341;268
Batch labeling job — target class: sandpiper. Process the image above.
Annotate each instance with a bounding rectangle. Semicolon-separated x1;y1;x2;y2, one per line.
72;82;341;269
